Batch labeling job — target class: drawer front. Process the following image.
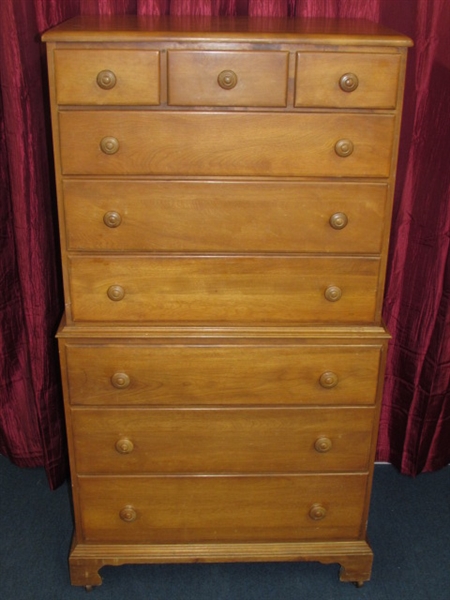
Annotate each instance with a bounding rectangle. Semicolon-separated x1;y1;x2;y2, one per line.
68;255;380;324
63;180;387;254
77;474;368;543
59;112;395;177
63;344;381;407
54;49;160;105
167;51;288;107
71;407;375;474
295;52;401;108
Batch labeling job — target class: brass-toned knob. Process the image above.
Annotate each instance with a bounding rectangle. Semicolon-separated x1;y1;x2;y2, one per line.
334;139;354;158
314;437;333;453
324;285;342;302
319;371;339;389
218;70;238;90
119;505;137;523
339;72;359;93
111;372;130;389
100;136;119;155
309;503;327;521
103;211;122;228
115;438;134;454
107;285;125;301
97;69;117;90
329;212;348;230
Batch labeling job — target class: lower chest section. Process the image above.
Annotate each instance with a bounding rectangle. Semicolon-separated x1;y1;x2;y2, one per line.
61;337;385;545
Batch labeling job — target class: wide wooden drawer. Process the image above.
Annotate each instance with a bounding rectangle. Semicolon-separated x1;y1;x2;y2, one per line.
59;112;395;177
71;407;375;474
167;50;288;106
63;343;382;406
77;473;368;543
63;180;387;254
295;52;401;108
68;255;380;324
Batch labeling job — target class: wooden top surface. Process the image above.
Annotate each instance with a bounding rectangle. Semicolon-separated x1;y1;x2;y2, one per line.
43;15;413;46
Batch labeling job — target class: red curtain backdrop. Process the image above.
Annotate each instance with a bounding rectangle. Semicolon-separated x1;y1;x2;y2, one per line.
0;0;449;488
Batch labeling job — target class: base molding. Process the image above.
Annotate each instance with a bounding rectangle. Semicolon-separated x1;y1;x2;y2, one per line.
69;536;373;588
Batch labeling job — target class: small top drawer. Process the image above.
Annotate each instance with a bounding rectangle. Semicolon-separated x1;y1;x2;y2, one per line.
295;52;401;108
167;51;288;107
53;49;160;105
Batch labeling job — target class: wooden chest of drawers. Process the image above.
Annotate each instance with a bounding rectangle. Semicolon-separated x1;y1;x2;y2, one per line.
43;16;411;590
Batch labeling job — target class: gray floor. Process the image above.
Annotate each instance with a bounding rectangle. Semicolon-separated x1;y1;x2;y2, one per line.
0;456;449;600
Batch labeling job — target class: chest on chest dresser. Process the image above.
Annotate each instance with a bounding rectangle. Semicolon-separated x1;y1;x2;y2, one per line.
43;16;411;590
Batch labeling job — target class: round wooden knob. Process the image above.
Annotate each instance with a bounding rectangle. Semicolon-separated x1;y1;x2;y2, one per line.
218;70;238;90
97;69;117;90
329;212;348;230
107;285;125;301
115;438;134;454
111;372;130;389
319;371;339;389
324;285;342;302
334;139;354;158
339;72;359;93
309;504;327;521
103;211;122;228
100;136;119;155
119;505;137;523
314;437;333;453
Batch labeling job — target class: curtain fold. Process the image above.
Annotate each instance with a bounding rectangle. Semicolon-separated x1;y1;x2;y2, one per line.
248;1;289;17
378;0;450;474
0;0;448;487
0;0;74;489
